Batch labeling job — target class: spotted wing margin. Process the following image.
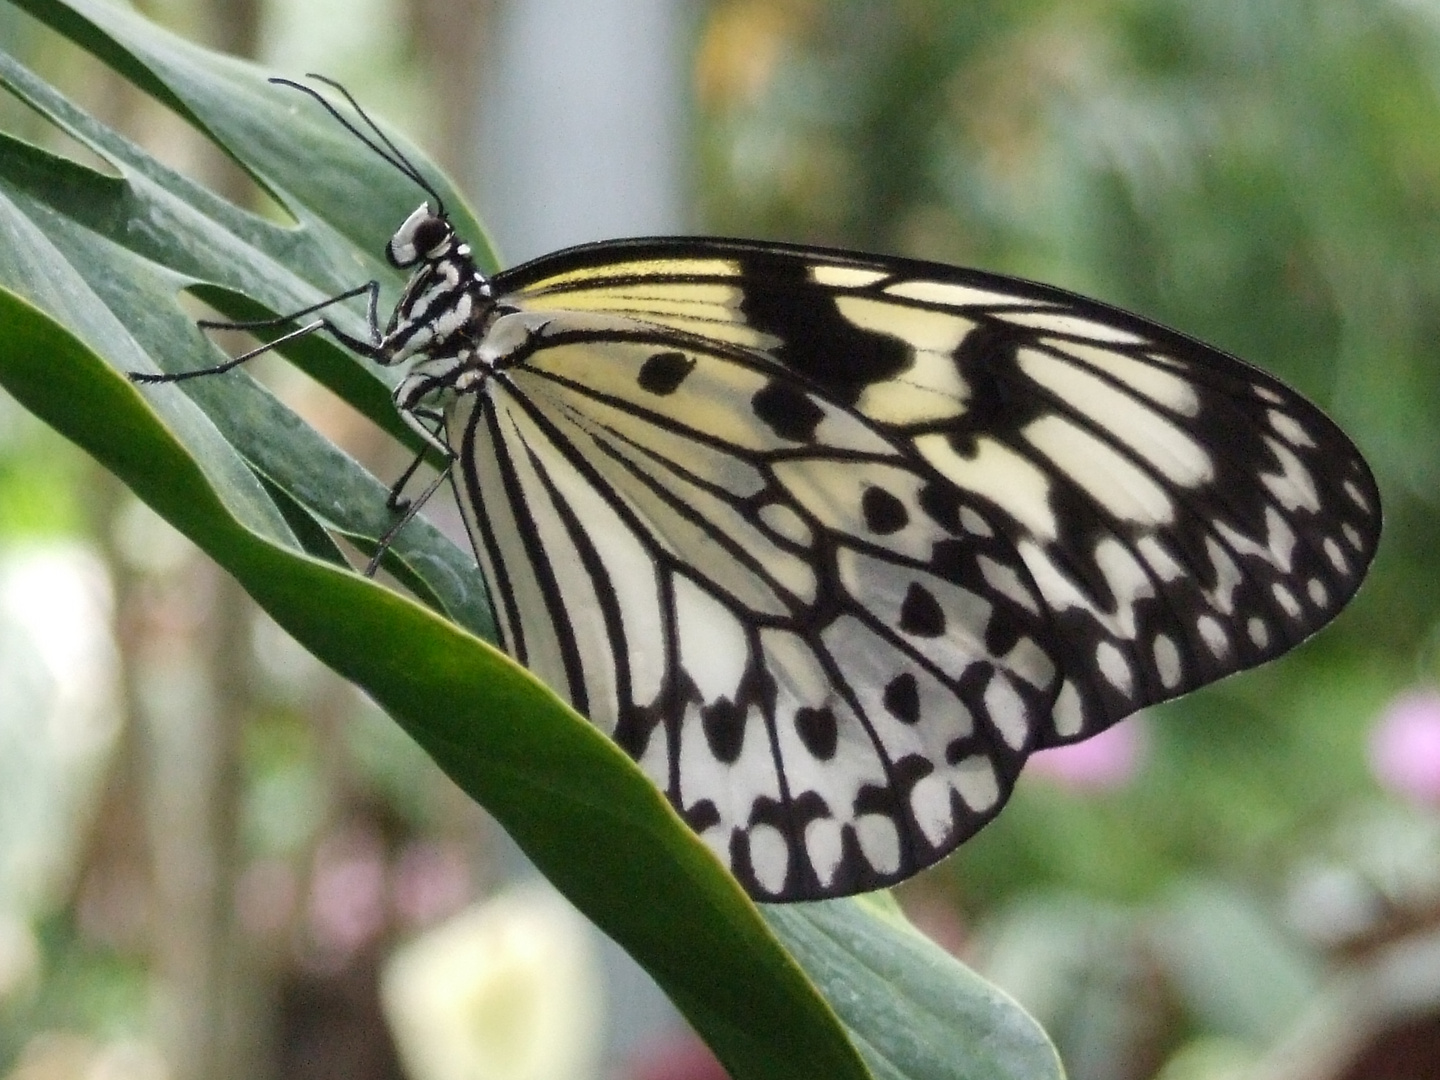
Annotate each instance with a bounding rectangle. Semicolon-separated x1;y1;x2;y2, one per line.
497;237;1382;748
447;318;1064;901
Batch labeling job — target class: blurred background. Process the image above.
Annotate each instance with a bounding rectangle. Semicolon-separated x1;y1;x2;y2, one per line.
2;2;1439;1079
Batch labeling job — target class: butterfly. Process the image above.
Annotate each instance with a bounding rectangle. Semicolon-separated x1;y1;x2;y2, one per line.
134;77;1380;901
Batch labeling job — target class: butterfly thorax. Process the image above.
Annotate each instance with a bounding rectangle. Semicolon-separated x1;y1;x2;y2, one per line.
379;203;510;453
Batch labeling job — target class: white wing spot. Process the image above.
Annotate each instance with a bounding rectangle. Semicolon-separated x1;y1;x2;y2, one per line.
1253;384;1285;405
780;461;945;564
1273;583;1302;618
909;773;956;847
1308;578;1329;608
760;628;831;706
1053;680;1085;738
984;674;1031;749
855;815;902;874
1153;634;1182;690
1264;508;1299;572
1248;617;1270;649
837;552;998;671
857;367;971;425
819;617;978;758
953;755;1000;812
804;818;845;889
1198;615;1229;658
1343;478;1372;513
1137;535;1186;581
810;264;888;288
747;825;791;896
1096;640;1134;695
1268;409;1316;448
1323;537;1348;576
1262;438;1321;513
1343;523;1364;551
1204;536;1243;615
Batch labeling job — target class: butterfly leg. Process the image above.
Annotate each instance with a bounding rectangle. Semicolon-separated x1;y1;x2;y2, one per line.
385;407;448;512
364;448;456;578
128;281;385;384
357;405;455;577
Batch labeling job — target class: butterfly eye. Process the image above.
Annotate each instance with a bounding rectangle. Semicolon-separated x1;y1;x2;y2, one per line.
387;205;452;267
412;218;452;259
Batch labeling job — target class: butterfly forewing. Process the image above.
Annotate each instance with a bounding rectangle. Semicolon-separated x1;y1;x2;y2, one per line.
443;238;1382;900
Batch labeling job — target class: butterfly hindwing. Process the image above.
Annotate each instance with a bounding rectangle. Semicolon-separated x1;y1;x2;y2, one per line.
444;238;1380;900
447;316;1063;897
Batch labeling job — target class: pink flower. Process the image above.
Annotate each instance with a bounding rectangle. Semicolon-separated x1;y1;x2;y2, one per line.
392;841;472;929
1368;689;1440;805
1027;718;1146;791
307;824;388;957
627;1033;730;1080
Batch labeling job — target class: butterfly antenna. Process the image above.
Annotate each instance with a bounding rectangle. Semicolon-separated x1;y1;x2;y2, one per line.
269;75;447;218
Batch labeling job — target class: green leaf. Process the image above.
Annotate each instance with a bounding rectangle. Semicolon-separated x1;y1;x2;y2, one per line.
767;900;1064;1080
0;2;1062;1078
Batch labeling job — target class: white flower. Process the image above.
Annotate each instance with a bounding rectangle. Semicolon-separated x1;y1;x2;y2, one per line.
381;883;603;1080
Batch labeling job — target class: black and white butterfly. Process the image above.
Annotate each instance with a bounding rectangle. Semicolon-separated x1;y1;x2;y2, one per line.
135;78;1380;902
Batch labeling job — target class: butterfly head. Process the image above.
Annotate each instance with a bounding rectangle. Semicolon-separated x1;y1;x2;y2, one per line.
387;203;456;268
